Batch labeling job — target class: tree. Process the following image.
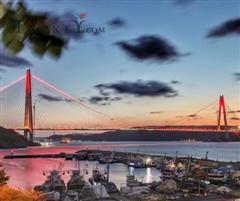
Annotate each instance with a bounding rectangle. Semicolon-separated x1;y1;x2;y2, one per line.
0;1;65;58
0;168;9;186
0;186;45;201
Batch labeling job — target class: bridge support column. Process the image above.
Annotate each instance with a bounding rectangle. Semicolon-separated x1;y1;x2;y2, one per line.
24;69;34;142
217;95;228;131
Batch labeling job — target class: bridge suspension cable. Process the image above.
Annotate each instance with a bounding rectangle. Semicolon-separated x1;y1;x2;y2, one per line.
165;99;218;126
32;74;129;127
0;76;25;92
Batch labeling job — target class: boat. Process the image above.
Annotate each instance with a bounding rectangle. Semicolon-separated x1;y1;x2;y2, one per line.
89;164;109;184
60;137;71;144
92;168;107;183
160;161;187;181
207;168;228;183
128;161;146;168
126;173;140;187
160;161;176;180
67;170;89;192
34;163;66;193
182;139;202;143
208;172;227;183
35;170;66;193
161;168;176;180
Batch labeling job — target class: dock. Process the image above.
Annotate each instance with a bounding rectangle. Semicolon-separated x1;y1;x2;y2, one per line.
3;149;240;168
4;154;65;159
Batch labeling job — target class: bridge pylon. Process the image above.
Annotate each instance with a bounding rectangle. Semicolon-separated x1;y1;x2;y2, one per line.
24;69;34;142
217;95;228;131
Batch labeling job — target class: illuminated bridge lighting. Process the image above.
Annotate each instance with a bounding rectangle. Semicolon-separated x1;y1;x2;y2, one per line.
0;76;25;92
1;70;239;137
32;74;128;127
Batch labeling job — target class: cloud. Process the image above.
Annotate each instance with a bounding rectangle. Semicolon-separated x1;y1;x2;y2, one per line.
207;18;240;38
150;111;163;114
89;96;121;106
187;114;197;118
173;0;195;6
95;80;179;98
186;114;202;120
38;93;71;102
233;72;240;81
171;80;182;85
0;68;6;72
108;17;126;28
115;35;188;63
228;110;240;114
176;115;184;118
0;51;31;68
230;117;240;120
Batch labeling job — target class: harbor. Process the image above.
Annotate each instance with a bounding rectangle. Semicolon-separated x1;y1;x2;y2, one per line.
4;149;240;168
3;148;240;201
0;0;239;200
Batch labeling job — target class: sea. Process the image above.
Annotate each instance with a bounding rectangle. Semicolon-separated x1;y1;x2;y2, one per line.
0;141;239;190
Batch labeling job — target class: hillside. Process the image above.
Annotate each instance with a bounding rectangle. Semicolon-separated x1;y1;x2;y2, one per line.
47;130;240;142
0;127;38;149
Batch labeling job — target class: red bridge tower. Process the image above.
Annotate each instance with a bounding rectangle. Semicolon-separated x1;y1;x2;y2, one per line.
217;95;228;131
24;69;34;142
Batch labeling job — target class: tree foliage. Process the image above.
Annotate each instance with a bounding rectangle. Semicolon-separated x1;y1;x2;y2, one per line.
0;168;9;187
0;186;45;201
0;1;65;58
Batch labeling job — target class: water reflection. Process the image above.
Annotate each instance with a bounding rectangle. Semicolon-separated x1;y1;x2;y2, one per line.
145;168;152;183
0;157;161;189
0;141;239;189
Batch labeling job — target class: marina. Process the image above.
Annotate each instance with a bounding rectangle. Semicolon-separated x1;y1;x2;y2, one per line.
1;143;240;201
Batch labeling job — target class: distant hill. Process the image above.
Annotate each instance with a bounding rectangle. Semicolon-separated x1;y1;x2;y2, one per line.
0;127;39;149
45;133;85;141
47;130;240;142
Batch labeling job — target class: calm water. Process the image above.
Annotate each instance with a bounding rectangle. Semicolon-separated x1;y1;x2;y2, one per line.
0;141;239;189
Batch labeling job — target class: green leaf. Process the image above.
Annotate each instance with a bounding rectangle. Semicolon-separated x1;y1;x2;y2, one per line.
32;41;47;57
0;2;66;59
0;3;6;19
2;28;16;46
47;43;62;59
8;38;24;54
16;1;27;17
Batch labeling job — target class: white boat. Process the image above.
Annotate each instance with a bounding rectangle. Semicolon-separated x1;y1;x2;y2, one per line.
208;173;227;182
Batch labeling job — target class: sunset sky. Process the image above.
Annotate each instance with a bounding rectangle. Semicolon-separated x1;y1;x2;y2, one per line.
0;0;239;129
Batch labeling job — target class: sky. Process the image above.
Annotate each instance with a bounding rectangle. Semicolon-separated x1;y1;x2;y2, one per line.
0;0;239;129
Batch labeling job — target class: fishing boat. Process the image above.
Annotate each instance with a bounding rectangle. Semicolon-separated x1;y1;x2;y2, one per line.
34;163;66;193
67;170;89;192
126;173;140;187
89;163;109;184
160;161;176;180
208;172;227;183
160;161;187;181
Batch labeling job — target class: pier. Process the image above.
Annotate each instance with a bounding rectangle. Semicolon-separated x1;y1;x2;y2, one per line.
4;149;240;168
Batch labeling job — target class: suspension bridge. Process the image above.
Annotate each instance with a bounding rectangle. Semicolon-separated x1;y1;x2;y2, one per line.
0;69;239;142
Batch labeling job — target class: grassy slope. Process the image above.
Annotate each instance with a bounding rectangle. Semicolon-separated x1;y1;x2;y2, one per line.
0;127;38;149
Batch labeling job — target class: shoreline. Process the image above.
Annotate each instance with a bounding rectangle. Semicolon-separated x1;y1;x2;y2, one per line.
77;149;240;168
0;141;240;166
